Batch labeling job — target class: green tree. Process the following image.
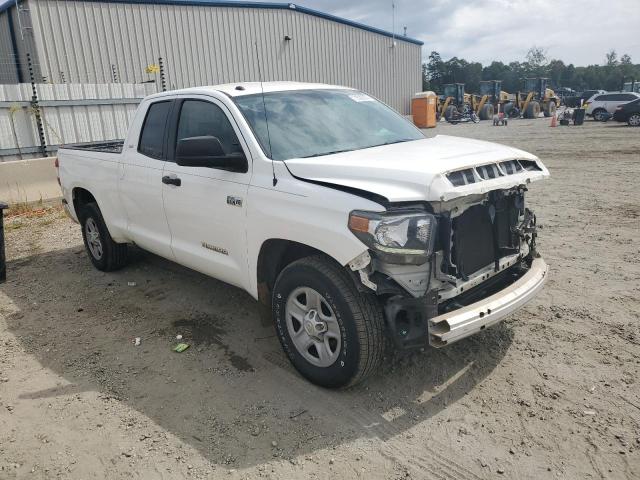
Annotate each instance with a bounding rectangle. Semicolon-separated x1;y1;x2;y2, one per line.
605;50;618;66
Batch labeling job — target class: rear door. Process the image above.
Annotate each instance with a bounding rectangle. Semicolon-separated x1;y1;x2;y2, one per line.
119;99;175;259
605;94;635;113
161;95;253;290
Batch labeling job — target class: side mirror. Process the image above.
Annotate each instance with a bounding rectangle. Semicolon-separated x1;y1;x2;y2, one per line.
176;136;248;172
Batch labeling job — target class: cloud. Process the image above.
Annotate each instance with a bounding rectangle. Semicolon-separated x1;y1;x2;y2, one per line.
300;0;639;66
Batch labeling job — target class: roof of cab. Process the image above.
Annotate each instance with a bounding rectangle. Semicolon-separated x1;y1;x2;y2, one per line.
149;81;352;99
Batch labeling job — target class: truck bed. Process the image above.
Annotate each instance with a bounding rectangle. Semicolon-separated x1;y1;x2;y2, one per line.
61;140;124;154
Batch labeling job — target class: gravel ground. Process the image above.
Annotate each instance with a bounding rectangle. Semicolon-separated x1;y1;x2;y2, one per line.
0;118;638;479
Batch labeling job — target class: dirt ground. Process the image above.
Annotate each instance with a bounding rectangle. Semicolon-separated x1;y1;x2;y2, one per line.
1;118;639;480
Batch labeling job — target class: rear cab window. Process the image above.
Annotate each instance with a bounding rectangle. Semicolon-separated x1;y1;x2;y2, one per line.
138;101;172;159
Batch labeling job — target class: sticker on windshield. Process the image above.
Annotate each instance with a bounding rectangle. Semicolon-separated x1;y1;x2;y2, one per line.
348;93;375;102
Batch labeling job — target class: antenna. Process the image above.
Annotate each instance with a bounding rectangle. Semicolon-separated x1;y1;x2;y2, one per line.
391;2;395;48
254;42;277;187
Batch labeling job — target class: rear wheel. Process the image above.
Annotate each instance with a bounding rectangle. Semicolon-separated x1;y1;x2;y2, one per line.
272;255;384;388
80;203;128;271
629;113;640;126
592;108;607;121
524;101;540;119
480;104;494;120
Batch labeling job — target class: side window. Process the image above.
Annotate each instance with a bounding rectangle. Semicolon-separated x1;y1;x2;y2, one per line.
176;100;243;157
138;101;172;159
620;94;637;101
595;94;609;101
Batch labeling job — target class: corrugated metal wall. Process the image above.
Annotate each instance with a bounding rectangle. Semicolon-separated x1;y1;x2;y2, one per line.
0;82;156;161
0;1;41;84
26;1;421;114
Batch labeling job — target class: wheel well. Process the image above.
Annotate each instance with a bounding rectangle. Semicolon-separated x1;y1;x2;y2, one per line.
72;188;97;217
256;239;327;309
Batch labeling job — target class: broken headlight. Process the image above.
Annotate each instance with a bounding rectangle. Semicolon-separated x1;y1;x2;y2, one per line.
348;209;437;265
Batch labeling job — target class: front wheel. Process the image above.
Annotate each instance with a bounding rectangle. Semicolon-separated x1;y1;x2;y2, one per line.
80;203;128;271
272;255;384;388
592;108;607;121
480;104;494;120
628;113;640;126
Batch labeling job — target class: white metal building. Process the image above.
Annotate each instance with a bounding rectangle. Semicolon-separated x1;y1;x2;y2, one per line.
0;0;423;114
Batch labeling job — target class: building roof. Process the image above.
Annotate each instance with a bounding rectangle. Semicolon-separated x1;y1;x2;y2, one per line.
0;0;423;45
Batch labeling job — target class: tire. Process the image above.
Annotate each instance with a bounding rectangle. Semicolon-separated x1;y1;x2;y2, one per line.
79;202;128;272
479;104;494;120
272;255;384;388
544;101;557;117
524;101;541;119
592;108;607;122
444;105;458;121
629;113;640;127
503;102;519;118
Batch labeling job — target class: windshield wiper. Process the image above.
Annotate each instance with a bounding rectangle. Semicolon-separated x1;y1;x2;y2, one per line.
299;139;418;158
371;138;417;148
300;148;355;158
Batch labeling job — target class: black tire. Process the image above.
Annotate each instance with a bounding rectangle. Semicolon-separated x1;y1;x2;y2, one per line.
592;108;607;121
544;101;557;117
503;103;519;118
444;105;458;121
480;104;494;120
629;113;640;127
272;255;384;388
524;101;540;119
79;202;128;272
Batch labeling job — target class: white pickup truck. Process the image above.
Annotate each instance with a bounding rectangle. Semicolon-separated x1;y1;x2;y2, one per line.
58;82;549;388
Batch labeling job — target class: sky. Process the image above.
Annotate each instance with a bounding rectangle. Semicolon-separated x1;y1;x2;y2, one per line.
300;0;640;66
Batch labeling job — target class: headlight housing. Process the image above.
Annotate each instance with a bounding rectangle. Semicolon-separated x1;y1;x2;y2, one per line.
348;209;437;265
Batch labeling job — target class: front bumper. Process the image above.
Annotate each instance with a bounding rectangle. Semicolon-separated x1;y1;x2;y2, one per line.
428;258;548;347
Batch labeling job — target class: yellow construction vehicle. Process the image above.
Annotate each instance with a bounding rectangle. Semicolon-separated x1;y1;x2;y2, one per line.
438;83;467;121
473;80;512;118
438;83;486;121
504;78;559;119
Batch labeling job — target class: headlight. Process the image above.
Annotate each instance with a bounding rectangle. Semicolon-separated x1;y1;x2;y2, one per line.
348;209;437;265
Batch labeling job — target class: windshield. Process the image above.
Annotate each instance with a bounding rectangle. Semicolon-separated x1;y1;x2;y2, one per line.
233;89;424;160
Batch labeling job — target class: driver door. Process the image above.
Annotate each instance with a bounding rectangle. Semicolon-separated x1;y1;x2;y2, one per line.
161;96;252;290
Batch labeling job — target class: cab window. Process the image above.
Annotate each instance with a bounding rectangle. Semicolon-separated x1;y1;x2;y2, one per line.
176;100;243;157
138;101;172;159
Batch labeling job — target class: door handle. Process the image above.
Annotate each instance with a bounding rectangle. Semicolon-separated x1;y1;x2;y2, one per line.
162;175;181;187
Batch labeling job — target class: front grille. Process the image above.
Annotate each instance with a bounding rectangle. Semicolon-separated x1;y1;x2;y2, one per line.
445;159;541;187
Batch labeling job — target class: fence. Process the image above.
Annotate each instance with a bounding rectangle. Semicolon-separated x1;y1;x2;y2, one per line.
0;81;158;161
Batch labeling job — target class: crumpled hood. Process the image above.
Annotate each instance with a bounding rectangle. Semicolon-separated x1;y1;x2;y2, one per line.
284;135;550;203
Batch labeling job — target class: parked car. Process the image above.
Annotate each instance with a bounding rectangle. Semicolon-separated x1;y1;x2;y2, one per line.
613;98;640;126
57;82;549;388
585;92;640;121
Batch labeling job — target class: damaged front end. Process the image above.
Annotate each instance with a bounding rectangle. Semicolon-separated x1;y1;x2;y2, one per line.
348;184;547;351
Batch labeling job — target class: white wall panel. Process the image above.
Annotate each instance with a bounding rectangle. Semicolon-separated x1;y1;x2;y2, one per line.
26;0;421;113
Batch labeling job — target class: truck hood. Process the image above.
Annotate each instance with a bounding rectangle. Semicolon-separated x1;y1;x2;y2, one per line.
283;135;550;203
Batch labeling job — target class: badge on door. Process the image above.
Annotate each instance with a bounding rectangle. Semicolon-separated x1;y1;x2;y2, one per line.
226;196;243;207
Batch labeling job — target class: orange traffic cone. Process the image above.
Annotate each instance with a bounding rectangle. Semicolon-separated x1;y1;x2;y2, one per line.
550;113;557;127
